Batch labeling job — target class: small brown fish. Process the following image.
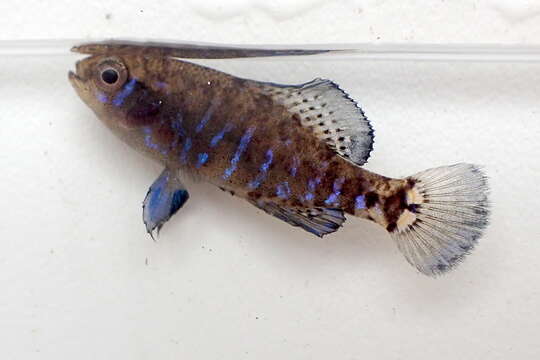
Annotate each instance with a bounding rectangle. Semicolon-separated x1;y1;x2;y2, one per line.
69;41;489;276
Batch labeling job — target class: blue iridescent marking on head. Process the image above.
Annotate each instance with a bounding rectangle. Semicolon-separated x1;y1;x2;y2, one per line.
355;195;366;210
180;138;192;164
196;153;209;168
223;126;256;180
195;104;215;133
276;182;291;199
210;123;234;148
248;149;274;189
96;91;108;104
325;177;345;206
112;78;137;107
303;192;315;201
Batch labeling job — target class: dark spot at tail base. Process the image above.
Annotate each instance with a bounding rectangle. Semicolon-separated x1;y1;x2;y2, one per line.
365;192;379;208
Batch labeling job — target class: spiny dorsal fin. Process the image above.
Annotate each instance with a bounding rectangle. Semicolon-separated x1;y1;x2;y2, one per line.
259;78;374;166
251;200;346;237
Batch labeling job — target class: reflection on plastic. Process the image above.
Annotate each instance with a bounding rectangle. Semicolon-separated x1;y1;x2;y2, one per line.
2;38;540;62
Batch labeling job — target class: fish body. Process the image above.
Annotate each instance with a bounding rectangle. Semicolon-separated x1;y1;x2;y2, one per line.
69;42;489;276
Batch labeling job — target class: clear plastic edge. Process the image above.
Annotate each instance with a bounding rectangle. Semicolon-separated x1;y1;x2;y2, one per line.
2;38;540;62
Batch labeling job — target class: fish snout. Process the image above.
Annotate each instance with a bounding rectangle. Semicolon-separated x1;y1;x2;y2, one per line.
68;60;88;87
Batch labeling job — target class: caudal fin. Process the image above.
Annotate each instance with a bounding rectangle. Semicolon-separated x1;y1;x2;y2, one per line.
391;163;490;276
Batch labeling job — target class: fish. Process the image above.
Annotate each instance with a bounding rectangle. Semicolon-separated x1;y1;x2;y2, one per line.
69;41;490;277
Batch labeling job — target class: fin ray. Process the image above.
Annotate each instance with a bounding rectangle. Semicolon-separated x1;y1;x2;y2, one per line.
143;168;189;238
251;200;346;237
259;78;374;166
390;163;490;276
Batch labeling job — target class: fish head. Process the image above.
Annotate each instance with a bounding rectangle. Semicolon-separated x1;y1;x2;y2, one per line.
69;53;172;157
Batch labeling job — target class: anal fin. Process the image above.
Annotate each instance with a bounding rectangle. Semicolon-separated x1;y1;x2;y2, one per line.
251;200;346;237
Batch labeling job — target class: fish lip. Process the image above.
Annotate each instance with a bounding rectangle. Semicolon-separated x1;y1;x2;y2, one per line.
68;70;80;81
68;60;85;83
68;70;84;88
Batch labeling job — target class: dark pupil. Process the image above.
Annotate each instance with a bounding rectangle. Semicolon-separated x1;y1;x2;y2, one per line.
101;69;119;84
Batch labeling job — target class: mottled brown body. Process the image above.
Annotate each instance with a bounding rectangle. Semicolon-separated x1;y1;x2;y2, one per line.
69;42;490;276
71;48;408;229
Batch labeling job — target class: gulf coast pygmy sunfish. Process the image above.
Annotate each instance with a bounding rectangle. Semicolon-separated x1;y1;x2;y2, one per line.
69;41;490;276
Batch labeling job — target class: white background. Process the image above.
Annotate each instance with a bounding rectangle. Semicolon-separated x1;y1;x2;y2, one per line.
1;1;540;359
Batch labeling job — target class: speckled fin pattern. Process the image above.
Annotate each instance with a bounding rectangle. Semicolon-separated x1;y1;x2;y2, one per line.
259;78;374;166
251;200;346;237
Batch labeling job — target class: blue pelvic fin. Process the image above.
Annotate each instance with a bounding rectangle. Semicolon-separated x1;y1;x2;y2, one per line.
143;168;189;239
251;200;346;237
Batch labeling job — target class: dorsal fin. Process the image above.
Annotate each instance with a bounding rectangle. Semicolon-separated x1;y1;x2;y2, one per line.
251;200;346;237
259;78;374;166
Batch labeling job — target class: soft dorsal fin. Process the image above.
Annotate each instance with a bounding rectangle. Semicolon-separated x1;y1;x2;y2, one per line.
251;200;346;237
259;78;374;166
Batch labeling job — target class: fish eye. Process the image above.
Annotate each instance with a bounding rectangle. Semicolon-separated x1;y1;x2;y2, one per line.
96;58;128;91
101;68;119;84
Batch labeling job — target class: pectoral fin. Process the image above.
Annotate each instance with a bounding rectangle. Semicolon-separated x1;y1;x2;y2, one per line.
143;168;189;238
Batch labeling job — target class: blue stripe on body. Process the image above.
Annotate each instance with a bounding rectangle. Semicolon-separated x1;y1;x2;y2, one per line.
276;182;291;199
143;127;160;151
196;153;209;168
210;123;234;147
355;195;366;210
171;112;186;137
195;104;215;133
302;176;321;202
324;177;345;206
290;156;300;177
248;149;274;189
180;138;192;164
222;126;256;180
169;112;186;153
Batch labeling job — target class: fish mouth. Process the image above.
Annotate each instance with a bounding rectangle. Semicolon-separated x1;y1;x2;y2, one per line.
68;70;84;88
68;60;86;87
